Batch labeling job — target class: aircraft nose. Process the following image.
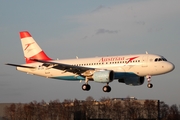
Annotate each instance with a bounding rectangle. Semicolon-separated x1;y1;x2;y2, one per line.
167;62;175;72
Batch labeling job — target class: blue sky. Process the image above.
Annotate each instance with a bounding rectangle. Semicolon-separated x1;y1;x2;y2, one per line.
0;0;180;105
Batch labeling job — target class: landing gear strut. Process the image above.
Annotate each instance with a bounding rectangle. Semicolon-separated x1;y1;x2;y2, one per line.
146;75;153;88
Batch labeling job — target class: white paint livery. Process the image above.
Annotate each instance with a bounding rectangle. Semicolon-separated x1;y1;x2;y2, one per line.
6;31;175;92
21;36;42;59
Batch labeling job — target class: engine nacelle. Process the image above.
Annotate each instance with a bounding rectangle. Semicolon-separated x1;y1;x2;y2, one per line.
118;77;144;86
93;70;114;83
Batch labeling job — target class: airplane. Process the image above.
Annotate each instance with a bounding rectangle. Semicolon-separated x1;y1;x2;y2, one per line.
6;31;175;92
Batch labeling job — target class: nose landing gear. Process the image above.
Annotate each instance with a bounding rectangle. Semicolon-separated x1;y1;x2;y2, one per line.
146;75;153;88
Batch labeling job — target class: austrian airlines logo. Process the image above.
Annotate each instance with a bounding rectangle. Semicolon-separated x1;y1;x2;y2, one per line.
126;56;139;64
24;42;34;50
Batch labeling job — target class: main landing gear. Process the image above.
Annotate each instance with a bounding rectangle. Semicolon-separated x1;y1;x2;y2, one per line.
82;77;91;91
82;83;112;92
102;83;111;92
146;75;153;88
81;78;111;92
82;84;91;91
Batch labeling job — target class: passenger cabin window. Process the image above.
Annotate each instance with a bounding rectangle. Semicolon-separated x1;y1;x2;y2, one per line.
74;59;142;67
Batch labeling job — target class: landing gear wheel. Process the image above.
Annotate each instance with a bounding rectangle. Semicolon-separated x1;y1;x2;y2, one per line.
82;84;91;91
147;83;153;88
102;86;111;92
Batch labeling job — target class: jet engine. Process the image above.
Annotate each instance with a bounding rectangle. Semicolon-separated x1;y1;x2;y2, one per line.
93;70;114;83
118;76;144;86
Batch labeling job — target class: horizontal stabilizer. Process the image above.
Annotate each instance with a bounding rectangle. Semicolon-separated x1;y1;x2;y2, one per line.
5;63;35;69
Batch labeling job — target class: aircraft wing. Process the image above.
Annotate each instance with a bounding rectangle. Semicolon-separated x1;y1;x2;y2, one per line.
31;59;95;75
5;63;36;69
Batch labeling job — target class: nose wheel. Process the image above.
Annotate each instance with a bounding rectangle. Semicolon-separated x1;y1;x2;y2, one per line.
146;75;153;88
147;83;153;88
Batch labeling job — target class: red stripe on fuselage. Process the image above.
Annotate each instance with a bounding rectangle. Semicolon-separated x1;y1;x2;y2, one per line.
25;51;52;63
126;56;139;64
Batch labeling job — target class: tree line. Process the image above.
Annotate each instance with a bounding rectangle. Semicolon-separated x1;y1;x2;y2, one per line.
2;96;180;120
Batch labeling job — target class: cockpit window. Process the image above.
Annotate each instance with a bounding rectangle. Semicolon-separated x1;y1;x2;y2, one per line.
154;57;167;62
162;58;167;61
159;58;162;61
155;58;158;62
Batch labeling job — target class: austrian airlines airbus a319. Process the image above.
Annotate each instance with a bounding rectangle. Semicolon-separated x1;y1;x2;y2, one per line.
6;31;175;92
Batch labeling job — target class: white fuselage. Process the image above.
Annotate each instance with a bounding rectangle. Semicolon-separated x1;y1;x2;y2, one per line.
16;54;174;81
6;31;175;92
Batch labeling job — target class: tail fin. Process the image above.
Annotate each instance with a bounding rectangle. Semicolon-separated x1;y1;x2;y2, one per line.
20;31;52;63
